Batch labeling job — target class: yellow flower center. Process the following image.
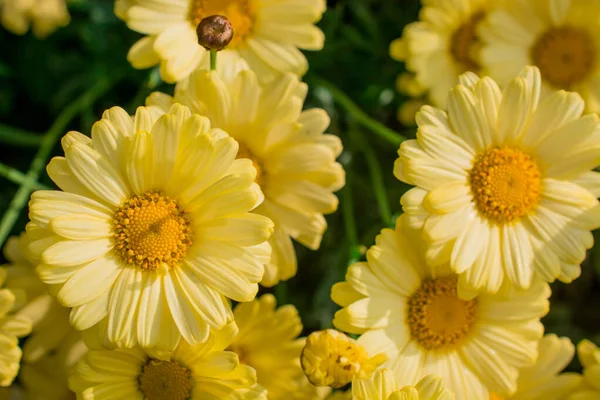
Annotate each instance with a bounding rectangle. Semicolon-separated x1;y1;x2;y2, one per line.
189;0;253;48
113;192;193;271
237;142;264;186
407;278;478;351
450;11;485;72
532;26;596;88
469;147;542;225
489;394;504;400
139;359;192;400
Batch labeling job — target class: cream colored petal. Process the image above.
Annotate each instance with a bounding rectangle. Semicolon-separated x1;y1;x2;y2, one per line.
423;181;471;214
500;224;534;290
520;91;584;148
177;137;239;205
458;339;518;395
136;272;181;352
447;85;488;152
536;114;600;165
244;38;308;76
46;157;99;200
107;268;145;348
42;238;114;267
29;190;112;230
199;214;274;247
174;267;232;329
126;131;154;195
126;5;186;35
163;271;210;346
573;171;600;198
65;142;130;207
69;291;109;331
185;246;262;302
57;254;122;307
50;214;112;240
150;105;191;188
496;78;531;144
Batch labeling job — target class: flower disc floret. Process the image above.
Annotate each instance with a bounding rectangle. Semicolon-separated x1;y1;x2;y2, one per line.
532;26;596;88
408;278;478;351
139;360;192;400
469;147;542;224
113;192;192;271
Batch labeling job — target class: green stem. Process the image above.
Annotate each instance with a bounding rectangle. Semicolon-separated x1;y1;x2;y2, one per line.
350;127;392;226
341;173;359;250
0;124;43;147
210;50;217;71
0;76;116;246
0;163;48;191
313;77;406;146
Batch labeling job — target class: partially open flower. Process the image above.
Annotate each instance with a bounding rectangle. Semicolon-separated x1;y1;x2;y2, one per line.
300;329;386;389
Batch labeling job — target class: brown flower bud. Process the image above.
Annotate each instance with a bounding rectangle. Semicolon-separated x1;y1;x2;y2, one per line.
196;15;234;52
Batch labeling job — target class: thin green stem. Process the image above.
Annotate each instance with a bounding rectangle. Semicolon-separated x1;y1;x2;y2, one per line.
0;163;48;190
0;75;116;246
0;124;43;147
313;77;406;146
210;50;217;71
341;173;359;249
350;127;392;226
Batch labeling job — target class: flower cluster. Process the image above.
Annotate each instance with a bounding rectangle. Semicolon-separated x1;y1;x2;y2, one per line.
2;0;600;399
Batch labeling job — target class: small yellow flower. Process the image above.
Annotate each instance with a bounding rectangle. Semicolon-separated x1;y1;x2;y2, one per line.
300;329;386;389
390;0;502;107
0;0;70;38
26;104;274;352
0;269;31;386
18;333;87;400
396;66;600;294
332;215;549;399
2;235;77;365
147;69;344;287
353;369;454;400
69;330;266;399
115;0;326;83
480;0;600;112
490;334;582;400
567;339;600;399
213;294;314;400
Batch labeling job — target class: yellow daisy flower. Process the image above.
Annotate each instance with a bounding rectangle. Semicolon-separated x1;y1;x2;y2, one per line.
567;339;600;399
0;0;70;38
479;0;600;112
115;0;326;83
26;103;274;352
331;215;550;399
353;369;454;400
146;70;344;287
0;269;31;387
211;294;308;399
18;333;87;400
2;235;77;364
69;330;266;400
491;334;582;400
396;66;600;294
390;0;501;107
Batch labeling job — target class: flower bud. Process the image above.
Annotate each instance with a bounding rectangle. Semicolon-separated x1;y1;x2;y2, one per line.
196;15;234;51
300;329;387;389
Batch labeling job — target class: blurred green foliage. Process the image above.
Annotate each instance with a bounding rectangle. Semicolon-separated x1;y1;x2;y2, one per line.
0;0;598;372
